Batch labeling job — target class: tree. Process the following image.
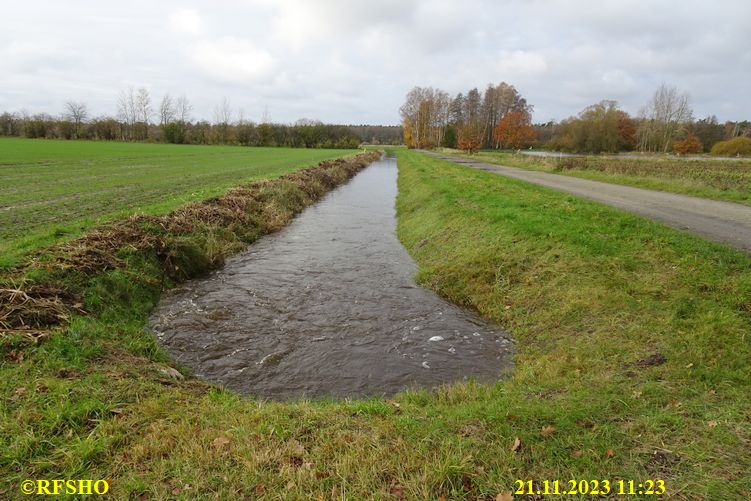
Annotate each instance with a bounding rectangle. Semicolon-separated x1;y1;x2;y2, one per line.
691;116;725;152
117;87;138;139
482;82;531;148
442;125;457;148
637;83;692;152
135;88;153;125
158;94;176;126
175;95;193;123
548;101;634;153
674;133;702;155
65;101;88;138
493;111;536;150
213;97;233;144
457;122;484;154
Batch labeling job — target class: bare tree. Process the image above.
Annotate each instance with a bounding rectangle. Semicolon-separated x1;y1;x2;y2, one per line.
117;87;138;139
213;97;233;143
213;97;233;125
117;87;137;126
65;101;88;138
175;95;192;123
637;83;693;152
158;94;176;125
135;87;153;125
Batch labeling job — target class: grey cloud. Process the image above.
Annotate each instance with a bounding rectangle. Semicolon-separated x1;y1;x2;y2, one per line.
1;0;748;125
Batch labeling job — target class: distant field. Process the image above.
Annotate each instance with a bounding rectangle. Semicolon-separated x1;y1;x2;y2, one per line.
0;138;356;267
441;149;751;206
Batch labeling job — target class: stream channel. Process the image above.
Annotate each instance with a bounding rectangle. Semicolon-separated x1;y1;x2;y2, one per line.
148;155;514;399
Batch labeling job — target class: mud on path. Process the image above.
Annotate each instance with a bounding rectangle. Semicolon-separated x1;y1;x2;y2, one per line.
149;156;513;399
429;152;751;254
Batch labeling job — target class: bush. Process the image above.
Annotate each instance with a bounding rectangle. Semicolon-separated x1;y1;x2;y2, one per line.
710;137;751;157
674;133;703;155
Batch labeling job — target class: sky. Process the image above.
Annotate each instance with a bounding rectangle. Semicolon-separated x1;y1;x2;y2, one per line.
1;0;749;125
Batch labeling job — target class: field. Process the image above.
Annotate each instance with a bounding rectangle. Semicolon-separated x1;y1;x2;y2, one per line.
1;148;749;498
0;138;357;268
442;149;751;206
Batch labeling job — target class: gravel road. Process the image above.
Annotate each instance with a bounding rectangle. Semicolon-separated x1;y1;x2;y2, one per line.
428;153;751;254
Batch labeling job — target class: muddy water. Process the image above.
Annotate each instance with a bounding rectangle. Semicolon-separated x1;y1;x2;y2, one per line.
148;155;513;399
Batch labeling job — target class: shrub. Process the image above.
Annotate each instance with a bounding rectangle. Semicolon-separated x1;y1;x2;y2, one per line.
710;137;751;156
674;133;703;155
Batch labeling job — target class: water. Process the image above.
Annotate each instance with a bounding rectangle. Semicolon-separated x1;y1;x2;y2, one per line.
148;155;513;399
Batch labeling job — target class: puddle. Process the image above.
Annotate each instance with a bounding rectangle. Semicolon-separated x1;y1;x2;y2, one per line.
148;155;513;399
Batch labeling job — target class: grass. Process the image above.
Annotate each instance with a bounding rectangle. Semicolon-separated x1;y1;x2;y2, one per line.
439;148;751;206
0;137;357;268
1;148;750;499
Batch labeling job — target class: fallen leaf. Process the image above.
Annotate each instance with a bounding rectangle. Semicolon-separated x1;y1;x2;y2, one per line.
572;450;583;458
606;448;615;458
14;387;27;396
575;419;594;429
6;350;23;363
438;494;447;501
462;474;472;491
496;492;513;501
110;408;125;415
511;436;521;452
212;436;231;450
708;420;718;428
668;399;681;407
541;425;556;438
389;484;404;499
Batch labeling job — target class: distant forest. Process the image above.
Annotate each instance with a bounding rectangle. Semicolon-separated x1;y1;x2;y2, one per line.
0;88;403;148
400;82;751;156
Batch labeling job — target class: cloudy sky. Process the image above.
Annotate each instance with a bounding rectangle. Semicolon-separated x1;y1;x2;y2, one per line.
1;0;748;125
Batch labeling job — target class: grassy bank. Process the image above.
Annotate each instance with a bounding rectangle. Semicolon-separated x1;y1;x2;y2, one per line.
0;138;356;269
440;149;751;206
1;149;749;499
395;150;751;498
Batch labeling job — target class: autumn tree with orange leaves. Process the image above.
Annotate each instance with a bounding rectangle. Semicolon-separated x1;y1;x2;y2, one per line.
493;111;536;150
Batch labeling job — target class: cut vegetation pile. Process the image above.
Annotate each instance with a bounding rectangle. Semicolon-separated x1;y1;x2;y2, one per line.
0;151;381;336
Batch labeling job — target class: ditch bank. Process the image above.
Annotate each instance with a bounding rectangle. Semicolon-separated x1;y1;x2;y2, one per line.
149;155;513;399
0;151;382;344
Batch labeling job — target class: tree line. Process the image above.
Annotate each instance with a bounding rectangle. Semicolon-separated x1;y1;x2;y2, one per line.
399;82;534;152
0;87;403;148
400;82;751;156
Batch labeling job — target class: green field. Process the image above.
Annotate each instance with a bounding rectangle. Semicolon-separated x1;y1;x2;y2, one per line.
2;148;749;498
0;138;357;267
441;149;751;206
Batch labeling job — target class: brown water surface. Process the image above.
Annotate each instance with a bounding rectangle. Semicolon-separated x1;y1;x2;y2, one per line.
148;155;513;399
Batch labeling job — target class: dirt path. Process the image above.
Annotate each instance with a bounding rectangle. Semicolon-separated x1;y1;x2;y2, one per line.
428;152;751;254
